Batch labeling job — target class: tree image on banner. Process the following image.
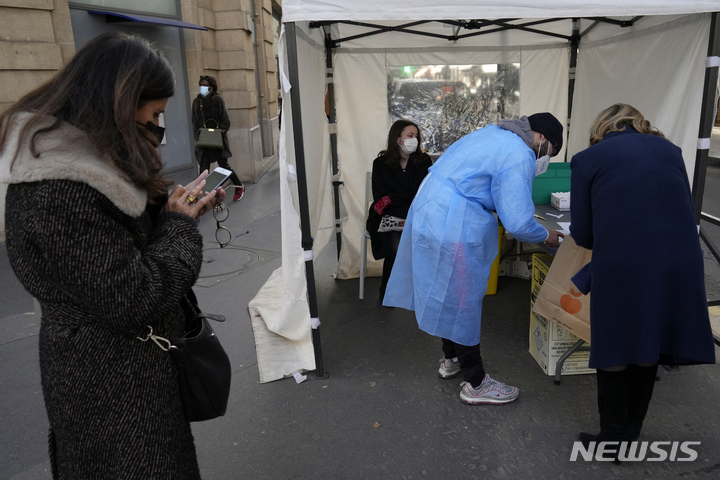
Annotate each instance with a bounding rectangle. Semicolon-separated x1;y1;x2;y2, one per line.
387;63;520;154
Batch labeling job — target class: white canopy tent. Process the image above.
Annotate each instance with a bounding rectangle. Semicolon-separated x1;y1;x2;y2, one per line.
248;1;720;383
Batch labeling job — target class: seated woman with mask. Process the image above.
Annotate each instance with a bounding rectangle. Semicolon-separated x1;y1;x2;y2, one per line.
366;119;433;303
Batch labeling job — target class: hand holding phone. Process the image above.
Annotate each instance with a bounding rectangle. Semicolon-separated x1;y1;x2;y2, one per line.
201;167;232;195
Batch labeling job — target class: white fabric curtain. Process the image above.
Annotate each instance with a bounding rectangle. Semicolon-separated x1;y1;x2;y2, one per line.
569;14;712;182
334;45;569;279
248;24;334;383
283;0;720;22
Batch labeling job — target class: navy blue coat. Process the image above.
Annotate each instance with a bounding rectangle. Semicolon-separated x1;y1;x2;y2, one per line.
570;127;715;368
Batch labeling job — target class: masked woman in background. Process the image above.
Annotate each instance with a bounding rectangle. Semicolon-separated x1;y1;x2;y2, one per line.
366;119;433;302
191;75;244;201
0;33;223;479
570;103;715;452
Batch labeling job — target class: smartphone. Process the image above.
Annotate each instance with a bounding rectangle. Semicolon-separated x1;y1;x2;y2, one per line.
202;167;232;195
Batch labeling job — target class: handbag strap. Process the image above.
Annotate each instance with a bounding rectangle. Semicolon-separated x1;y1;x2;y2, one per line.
200;99;207;128
199;99;220;129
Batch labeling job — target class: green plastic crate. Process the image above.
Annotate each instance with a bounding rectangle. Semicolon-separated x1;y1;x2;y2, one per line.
532;162;571;204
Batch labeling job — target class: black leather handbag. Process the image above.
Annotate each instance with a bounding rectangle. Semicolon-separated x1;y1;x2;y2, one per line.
172;290;232;422
196;101;225;149
141;290;232;422
196;126;224;149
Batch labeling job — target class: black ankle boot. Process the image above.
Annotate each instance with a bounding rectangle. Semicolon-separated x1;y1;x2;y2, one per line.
626;364;658;441
579;368;632;461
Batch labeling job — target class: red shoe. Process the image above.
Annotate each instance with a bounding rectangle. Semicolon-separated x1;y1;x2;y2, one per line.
233;185;244;201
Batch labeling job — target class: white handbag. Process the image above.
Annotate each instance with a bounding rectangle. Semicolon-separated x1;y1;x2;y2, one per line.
377;215;405;232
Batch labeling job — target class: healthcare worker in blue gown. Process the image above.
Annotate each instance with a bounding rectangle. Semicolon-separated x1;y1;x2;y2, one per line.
384;113;565;405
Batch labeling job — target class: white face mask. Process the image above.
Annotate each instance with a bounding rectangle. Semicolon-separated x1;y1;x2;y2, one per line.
535;139;551;176
399;137;418;155
199;86;210;96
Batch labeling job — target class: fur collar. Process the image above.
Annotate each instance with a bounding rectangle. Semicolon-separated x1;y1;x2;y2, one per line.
0;112;147;217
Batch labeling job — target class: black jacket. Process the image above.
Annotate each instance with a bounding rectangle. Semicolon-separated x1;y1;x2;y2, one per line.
366;152;432;259
191;92;232;161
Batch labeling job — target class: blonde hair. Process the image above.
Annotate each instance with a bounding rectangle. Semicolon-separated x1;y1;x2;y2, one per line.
588;103;664;146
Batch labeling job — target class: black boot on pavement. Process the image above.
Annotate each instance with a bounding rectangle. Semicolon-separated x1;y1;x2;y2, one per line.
626;363;658;441
578;368;631;462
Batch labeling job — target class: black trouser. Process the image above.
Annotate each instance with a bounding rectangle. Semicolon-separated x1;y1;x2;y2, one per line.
442;338;486;388
379;231;402;298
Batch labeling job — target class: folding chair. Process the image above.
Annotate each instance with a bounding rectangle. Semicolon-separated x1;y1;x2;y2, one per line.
359;171;372;299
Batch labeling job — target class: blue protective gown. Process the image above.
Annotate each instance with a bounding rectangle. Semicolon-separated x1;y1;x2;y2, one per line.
383;124;548;346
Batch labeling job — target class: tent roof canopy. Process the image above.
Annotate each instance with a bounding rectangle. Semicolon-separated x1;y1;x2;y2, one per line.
311;16;647;47
284;0;719;23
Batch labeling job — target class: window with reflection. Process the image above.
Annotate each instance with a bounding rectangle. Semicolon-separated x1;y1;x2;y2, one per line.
387;63;520;154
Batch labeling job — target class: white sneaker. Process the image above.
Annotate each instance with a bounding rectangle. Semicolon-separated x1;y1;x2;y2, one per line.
459;374;519;405
438;357;461;379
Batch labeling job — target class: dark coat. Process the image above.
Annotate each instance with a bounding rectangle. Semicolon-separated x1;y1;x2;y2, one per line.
191;92;232;163
570;127;715;368
366;152;432;259
2;114;203;479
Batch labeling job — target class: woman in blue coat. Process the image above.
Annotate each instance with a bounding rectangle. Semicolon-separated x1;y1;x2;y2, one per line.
384;113;565;405
570;103;715;451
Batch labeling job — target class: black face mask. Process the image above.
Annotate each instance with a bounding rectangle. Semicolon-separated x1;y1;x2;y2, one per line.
137;121;165;144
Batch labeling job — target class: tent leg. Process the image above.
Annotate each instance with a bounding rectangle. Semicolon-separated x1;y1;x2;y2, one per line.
565;18;580;163
324;31;343;260
692;12;720;223
285;22;326;379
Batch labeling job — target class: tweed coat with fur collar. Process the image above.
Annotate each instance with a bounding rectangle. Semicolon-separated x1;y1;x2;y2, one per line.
2;113;204;479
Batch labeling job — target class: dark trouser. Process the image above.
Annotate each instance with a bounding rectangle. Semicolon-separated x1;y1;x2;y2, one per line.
442;338;486;388
198;152;242;187
379;253;395;298
379;231;402;299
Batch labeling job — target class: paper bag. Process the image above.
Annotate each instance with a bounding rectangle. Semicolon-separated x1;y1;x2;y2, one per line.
532;236;592;343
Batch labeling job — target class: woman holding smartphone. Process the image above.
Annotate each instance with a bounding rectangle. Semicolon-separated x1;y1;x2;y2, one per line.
0;33;221;479
191;75;245;201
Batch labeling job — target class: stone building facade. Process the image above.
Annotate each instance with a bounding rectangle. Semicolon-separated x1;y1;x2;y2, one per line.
182;0;281;182
0;0;281;240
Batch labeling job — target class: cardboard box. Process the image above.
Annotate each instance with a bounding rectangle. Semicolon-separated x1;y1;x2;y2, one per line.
529;254;594;376
550;192;570;211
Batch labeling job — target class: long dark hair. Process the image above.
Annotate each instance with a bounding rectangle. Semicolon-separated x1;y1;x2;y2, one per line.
379;119;425;168
0;32;175;199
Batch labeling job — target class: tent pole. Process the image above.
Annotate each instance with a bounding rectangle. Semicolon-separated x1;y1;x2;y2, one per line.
324;31;343;260
565;18;580;163
692;12;720;224
285;22;325;378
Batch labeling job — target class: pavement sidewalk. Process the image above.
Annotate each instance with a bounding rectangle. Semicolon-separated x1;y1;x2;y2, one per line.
2;160;720;480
